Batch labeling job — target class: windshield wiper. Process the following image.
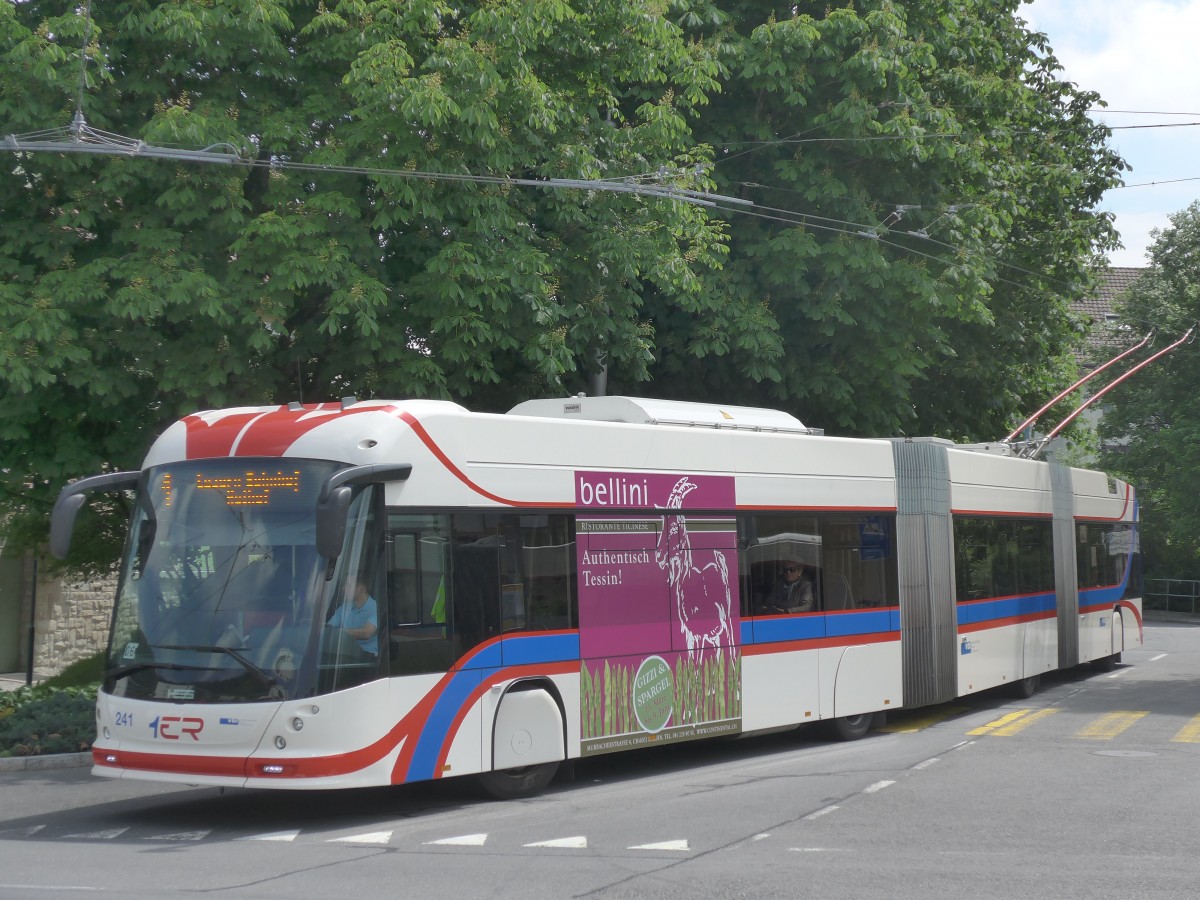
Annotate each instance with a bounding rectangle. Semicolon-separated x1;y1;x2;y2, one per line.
156;644;282;695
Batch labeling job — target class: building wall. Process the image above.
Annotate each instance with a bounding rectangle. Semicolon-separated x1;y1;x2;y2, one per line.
20;557;116;679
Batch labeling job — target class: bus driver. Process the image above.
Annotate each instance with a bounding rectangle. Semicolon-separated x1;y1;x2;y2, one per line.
327;578;379;656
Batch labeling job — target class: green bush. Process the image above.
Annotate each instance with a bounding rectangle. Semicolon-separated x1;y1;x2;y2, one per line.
0;656;101;757
0;685;97;757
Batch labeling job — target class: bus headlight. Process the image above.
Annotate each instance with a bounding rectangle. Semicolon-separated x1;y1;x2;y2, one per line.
274;735;287;750
291;717;304;732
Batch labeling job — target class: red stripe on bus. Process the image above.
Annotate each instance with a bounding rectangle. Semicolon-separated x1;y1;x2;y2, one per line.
393;410;572;508
431;660;579;780
958;610;1057;634
93;747;248;778
1075;483;1134;522
1118;599;1144;642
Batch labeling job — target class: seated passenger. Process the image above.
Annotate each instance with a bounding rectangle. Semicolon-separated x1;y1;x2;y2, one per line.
761;560;817;613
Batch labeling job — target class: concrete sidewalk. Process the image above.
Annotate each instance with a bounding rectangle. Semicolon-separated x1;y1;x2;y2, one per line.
0;672;37;692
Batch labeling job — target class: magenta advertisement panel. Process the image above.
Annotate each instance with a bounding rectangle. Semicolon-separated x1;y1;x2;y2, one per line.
576;472;742;756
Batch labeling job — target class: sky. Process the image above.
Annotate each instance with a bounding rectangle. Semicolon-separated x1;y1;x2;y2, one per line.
1023;0;1200;268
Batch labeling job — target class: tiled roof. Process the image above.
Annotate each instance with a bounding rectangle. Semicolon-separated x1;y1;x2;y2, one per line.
1073;266;1146;364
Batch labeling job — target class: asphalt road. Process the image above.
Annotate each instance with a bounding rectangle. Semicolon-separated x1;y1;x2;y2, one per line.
2;616;1198;899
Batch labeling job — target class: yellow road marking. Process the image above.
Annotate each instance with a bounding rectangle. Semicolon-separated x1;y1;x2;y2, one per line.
967;708;1058;736
1170;714;1200;744
1075;711;1148;740
877;706;969;734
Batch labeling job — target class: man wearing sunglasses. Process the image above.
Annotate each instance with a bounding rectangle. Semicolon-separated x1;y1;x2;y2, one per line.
764;560;817;614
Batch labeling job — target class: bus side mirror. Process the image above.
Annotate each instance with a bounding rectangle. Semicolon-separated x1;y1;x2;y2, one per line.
314;463;413;561
316;486;354;561
50;471;140;559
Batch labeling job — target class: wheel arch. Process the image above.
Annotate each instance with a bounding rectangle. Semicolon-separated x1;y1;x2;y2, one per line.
488;677;568;772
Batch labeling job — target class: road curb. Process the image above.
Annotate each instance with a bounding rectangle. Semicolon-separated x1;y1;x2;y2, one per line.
0;751;92;773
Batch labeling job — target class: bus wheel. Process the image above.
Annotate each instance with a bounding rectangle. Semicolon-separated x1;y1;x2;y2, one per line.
1092;652;1121;672
478;761;560;800
829;713;873;741
1010;674;1040;699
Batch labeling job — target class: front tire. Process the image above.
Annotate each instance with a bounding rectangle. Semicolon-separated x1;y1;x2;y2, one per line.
477;761;560;800
1092;652;1121;672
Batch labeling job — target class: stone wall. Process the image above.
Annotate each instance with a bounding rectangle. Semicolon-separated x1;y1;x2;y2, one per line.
24;557;116;679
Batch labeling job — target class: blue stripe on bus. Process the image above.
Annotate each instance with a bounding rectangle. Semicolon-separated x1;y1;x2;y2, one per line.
743;615;826;644
1080;583;1126;610
825;608;895;637
500;632;581;666
1078;513;1136;612
741;608;899;646
956;592;1056;627
407;632;581;781
408;668;483;781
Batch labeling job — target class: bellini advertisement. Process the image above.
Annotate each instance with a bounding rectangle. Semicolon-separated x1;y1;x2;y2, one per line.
575;471;743;756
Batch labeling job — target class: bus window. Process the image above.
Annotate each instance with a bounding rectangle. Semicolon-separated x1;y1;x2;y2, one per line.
743;515;822;614
1078;522;1134;589
818;515;898;609
317;487;384;693
449;514;503;661
386;513;454;676
499;514;578;632
743;513;898;612
955;517;1053;600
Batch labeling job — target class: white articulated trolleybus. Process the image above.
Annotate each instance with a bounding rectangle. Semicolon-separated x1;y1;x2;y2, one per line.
52;396;1141;798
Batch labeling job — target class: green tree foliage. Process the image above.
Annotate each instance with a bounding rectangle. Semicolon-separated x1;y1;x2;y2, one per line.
1100;202;1200;578
636;0;1125;436
1;0;728;569
2;0;1126;572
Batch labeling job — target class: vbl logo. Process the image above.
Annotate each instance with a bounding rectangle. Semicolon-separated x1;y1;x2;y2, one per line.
149;715;204;741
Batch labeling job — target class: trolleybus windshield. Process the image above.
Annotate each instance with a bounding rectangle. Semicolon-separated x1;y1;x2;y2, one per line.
104;458;348;703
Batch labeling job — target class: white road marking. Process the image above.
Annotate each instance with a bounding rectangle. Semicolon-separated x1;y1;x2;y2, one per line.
629;840;689;852
331;831;393;845
63;828;128;840
912;757;940;770
143;831;210;842
1107;669;1130;678
238;830;300;842
804;805;839;820
863;780;895;793
426;834;489;847
1150;654;1167;661
524;836;588;849
1;826;45;838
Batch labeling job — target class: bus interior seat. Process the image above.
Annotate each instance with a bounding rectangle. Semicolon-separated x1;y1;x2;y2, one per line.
823;573;854;610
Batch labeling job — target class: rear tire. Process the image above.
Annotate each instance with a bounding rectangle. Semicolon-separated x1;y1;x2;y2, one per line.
477;761;559;800
829;712;873;741
1010;674;1040;699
